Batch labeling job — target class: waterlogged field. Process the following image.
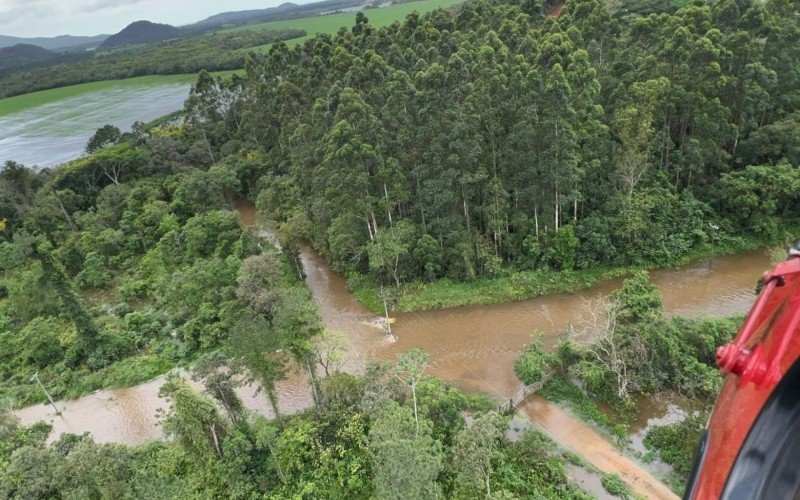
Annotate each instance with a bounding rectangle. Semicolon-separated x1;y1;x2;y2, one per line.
0;73;236;168
0;80;189;167
229;0;464;51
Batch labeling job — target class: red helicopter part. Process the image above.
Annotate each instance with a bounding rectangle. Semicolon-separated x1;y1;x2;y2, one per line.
685;247;800;499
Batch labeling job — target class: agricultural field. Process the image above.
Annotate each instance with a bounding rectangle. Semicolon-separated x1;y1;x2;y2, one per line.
0;74;201;117
228;0;465;50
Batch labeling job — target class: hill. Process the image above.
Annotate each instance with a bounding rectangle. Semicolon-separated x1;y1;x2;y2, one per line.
192;2;302;28
0;34;108;51
98;21;183;50
0;44;57;72
189;0;366;29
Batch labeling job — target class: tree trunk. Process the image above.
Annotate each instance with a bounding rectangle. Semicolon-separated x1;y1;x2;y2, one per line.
266;387;281;424
54;193;78;232
573;197;578;222
384;183;393;225
412;385;419;437
305;357;323;411
366;217;374;241
210;424;222;459
554;187;560;231
462;187;471;232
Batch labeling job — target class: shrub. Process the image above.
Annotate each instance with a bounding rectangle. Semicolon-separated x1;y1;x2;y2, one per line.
514;336;555;386
601;473;631;498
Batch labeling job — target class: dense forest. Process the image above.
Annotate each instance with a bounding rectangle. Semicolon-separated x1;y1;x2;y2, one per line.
0;27;305;98
174;0;800;293
1;0;799;496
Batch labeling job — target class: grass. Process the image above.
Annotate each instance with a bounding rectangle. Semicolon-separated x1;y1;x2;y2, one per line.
350;229;787;314
226;0;464;51
351;266;634;314
602;472;634;499
0;70;241;117
540;376;617;434
4;355;174;408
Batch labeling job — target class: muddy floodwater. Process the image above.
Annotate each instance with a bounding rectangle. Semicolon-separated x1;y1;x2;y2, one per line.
15;200;770;458
0;83;190;167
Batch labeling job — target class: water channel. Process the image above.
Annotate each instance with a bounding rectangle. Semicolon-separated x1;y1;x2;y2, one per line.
14;200;770;497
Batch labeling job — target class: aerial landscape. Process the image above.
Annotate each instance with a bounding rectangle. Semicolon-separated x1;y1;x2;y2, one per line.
1;0;799;498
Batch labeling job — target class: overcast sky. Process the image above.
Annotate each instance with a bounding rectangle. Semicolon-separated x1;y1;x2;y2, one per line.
0;0;311;38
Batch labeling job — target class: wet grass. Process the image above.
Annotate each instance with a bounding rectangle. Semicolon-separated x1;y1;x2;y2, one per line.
350;229;786;314
352;266;636;314
0;70;240;117
5;355;174;407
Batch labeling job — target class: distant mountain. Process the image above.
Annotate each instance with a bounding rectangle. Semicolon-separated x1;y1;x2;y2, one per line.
1;0;365;55
0;44;57;71
0;34;108;51
192;2;301;28
189;0;364;29
98;21;183;50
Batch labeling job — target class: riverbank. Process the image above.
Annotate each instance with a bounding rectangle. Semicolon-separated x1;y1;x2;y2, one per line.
13;201;767;499
351;233;780;314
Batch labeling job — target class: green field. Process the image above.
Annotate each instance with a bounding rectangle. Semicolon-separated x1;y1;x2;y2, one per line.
0;71;240;117
229;0;464;51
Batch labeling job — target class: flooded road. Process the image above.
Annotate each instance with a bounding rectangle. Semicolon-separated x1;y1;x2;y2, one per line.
520;395;678;499
15;201;769;466
0;81;190;167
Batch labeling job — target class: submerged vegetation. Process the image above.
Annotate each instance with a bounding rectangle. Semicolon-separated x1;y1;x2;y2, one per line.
515;271;741;484
0;365;596;499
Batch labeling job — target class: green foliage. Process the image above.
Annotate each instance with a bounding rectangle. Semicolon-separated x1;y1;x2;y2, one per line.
514;336;556;386
601;472;632;498
546;225;581;270
716;162;800;238
159;375;229;466
368;398;443;500
19;317;65;369
540;376;613;431
450;412;504;497
76;252;112;288
161;0;800;310
86;125;122;154
644;412;708;478
492;430;593;499
612;270;663;324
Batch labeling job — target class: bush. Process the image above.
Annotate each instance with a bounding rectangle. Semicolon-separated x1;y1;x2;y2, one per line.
539;376;612;430
20;317;66;369
601;473;631;498
514;336;555;386
644;412;708;477
76;252;112;288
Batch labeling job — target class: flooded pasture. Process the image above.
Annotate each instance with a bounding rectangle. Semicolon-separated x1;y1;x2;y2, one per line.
0;82;191;167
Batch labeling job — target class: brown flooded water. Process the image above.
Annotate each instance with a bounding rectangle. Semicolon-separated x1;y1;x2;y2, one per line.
14;199;770;487
520;395;678;499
